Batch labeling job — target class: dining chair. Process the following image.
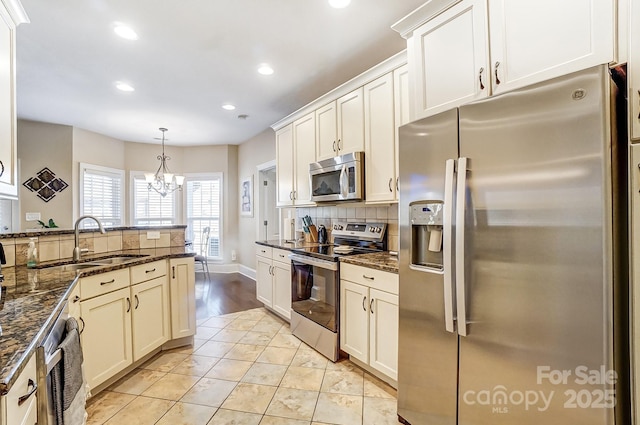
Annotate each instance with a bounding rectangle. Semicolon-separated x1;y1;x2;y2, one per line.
195;226;211;281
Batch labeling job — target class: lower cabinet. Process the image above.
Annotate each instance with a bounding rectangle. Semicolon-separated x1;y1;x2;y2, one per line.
340;263;399;381
78;258;190;391
255;245;291;321
169;257;196;339
1;352;37;425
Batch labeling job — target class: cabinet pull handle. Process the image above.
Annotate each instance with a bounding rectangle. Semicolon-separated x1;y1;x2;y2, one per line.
72;295;80;303
17;379;37;406
362;296;367;312
333;140;337;152
145;268;156;273
172;266;175;279
289;191;293;200
637;90;640;119
363;274;374;280
338;139;342;150
293;190;297;200
478;67;485;90
396;177;399;192
370;298;374;314
0;160;4;178
100;279;115;286
134;294;139;309
494;61;501;85
126;297;131;313
79;317;85;334
388;178;393;192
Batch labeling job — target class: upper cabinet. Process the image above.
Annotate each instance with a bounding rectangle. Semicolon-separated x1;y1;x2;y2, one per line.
630;0;640;141
276;114;316;207
316;88;365;161
393;0;615;121
0;0;28;199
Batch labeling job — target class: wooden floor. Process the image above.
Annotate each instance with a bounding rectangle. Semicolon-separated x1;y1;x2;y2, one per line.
195;272;263;319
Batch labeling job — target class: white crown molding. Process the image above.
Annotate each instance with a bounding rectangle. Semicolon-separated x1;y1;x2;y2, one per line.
391;0;461;39
1;0;30;25
271;50;407;131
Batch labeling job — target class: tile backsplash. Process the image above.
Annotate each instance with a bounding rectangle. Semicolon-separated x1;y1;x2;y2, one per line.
284;204;399;252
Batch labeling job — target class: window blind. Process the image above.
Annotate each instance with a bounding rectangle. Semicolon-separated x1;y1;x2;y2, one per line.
80;164;124;228
133;176;175;225
186;176;221;258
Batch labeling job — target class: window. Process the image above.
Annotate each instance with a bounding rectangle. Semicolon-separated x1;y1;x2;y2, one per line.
185;174;222;259
80;163;124;228
131;174;176;225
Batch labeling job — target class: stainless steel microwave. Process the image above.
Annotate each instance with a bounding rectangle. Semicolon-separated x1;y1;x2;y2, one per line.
309;151;364;202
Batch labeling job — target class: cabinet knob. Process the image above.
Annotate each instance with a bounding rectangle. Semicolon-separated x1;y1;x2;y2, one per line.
478;67;485;90
494;61;501;85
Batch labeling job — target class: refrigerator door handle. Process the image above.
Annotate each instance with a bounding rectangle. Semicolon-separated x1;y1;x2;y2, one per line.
443;159;457;333
456;157;469;336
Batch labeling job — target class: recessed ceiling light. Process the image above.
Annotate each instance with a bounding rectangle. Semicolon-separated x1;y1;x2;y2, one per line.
222;104;236;110
113;23;138;40
257;64;274;75
115;81;135;92
328;0;351;8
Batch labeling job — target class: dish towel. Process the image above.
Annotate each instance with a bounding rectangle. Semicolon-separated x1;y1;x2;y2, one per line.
51;317;87;425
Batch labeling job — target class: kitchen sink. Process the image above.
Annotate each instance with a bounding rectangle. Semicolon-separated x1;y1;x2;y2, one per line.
88;255;147;265
41;263;101;272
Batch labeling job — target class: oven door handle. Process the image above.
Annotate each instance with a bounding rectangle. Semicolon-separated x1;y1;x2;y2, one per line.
289;253;338;271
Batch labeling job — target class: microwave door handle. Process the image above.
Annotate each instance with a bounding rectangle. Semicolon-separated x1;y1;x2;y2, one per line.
340;164;348;198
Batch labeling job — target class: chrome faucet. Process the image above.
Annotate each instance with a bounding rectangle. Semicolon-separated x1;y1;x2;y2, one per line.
73;215;106;262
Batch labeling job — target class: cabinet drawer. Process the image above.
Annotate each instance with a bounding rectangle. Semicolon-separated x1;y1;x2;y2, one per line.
130;260;167;284
256;245;272;258
340;263;398;295
5;352;37;425
272;248;290;264
81;268;130;299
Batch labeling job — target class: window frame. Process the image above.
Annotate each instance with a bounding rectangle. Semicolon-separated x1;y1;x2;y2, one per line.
79;162;125;228
129;170;178;226
184;172;223;261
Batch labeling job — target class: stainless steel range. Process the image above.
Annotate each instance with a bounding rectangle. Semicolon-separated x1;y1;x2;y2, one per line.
289;221;387;361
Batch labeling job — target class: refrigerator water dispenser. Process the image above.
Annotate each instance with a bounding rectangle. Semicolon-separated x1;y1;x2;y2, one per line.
410;201;444;271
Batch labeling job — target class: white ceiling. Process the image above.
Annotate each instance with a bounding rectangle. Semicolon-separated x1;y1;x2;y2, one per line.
15;0;425;147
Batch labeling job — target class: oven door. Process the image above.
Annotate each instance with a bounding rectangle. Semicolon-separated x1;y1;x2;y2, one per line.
289;254;339;332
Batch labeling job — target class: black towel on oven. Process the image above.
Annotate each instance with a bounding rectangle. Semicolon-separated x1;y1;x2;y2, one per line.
51;317;85;425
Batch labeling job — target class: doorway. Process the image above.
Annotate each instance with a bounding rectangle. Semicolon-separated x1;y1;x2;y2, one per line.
256;161;278;241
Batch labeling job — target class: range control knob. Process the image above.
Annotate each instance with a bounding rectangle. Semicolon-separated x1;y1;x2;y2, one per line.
376;227;382;233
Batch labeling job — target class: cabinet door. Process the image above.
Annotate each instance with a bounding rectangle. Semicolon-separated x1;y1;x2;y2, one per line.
316;101;338;161
364;73;396;203
631;145;640;417
488;0;614;95
336;88;364;155
369;288;399;381
293;112;316;205
68;283;81;321
276;124;294;206
393;64;410;199
256;256;273;307
0;12;17;197
630;0;640;141
80;287;132;390
340;280;368;363
410;0;489;120
170;258;196;339
272;259;291;321
131;276;170;360
5;353;37;425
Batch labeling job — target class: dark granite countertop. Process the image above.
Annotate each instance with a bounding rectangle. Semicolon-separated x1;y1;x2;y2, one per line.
0;224;187;239
0;248;195;395
339;252;399;274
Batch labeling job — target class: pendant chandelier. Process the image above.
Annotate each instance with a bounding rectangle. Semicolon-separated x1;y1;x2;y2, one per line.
144;127;185;197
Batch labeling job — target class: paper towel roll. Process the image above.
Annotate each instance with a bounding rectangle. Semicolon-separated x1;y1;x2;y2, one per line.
428;229;442;252
283;218;295;241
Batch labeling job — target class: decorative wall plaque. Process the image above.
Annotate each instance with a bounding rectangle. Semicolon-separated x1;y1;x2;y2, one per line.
23;167;68;202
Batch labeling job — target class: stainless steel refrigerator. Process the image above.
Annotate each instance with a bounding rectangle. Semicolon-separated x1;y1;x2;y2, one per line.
397;65;629;425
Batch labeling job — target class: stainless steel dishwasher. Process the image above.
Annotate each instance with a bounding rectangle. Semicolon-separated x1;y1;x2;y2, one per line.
36;300;69;425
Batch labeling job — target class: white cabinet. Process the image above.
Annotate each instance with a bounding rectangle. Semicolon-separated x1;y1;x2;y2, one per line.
276;117;315;207
393;64;410;197
1;353;37;425
630;0;640;141
340;263;399;381
631;145;640;419
0;1;26;199
316;88;365;161
364;73;397;203
130;261;170;362
81;286;133;390
395;0;615;120
255;245;291;321
169;257;196;339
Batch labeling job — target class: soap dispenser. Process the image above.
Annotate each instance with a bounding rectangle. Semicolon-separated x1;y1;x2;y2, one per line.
27;238;38;268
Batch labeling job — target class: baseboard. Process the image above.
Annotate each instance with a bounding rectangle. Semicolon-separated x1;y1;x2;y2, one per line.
196;263;256;280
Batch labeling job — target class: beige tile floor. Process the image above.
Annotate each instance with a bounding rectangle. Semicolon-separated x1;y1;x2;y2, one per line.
86;307;398;425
